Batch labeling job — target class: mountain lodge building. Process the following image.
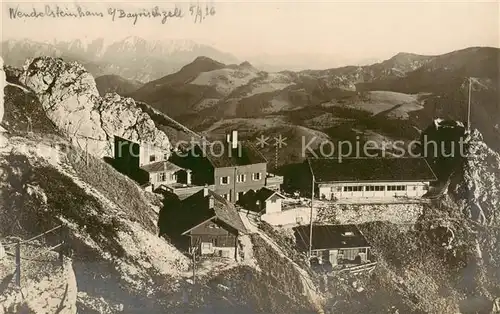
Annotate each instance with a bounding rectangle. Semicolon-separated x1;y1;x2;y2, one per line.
308;157;437;201
171;130;283;201
294;224;372;266
177;187;248;259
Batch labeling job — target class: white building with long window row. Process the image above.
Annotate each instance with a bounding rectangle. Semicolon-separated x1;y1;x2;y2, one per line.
307;157;438;201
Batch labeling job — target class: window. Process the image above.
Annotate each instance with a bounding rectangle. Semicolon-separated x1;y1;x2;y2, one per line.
220;176;230;185
170;173;176;181
237;174;246;183
157;172;166;182
252;172;261;181
202;242;212;250
149;155;156;162
163;153;168;160
344;186;362;192
388;185;406;191
367;185;385;191
223;193;230;201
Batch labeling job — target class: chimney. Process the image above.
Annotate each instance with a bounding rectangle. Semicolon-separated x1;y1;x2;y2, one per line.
203;184;209;197
163;161;167;173
208;196;215;209
226;133;231;144
231;130;238;149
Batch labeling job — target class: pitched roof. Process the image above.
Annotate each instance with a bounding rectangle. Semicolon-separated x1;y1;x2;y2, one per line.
294;224;370;251
255;187;285;202
181;189;247;234
201;141;267;168
308;157;437;183
140;161;182;173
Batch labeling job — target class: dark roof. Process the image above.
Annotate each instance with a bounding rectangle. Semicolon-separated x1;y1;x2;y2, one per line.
255;187;285;202
140;161;182;173
308;157;437;183
181;189;247;234
294;224;370;251
202;141;267;168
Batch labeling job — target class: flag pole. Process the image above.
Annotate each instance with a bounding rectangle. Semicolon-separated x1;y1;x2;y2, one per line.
309;175;314;259
467;77;472;132
306;159;315;259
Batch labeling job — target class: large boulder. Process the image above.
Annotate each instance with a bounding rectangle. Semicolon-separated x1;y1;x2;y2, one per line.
19;57;171;158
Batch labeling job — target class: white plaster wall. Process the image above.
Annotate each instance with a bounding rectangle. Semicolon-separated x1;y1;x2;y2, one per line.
139;144;167;166
265;198;282;213
150;170;177;189
319;181;430;200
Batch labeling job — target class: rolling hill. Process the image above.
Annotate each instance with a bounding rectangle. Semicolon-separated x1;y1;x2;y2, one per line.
129;47;500;164
95;75;143;96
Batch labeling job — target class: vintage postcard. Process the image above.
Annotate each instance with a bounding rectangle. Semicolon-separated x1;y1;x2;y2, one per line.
1;1;499;313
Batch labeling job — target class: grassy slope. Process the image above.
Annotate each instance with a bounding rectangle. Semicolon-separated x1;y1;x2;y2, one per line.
2;85;58;135
95;75;143;96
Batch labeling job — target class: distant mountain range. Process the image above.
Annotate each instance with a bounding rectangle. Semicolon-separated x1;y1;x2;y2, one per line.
126;47;500;163
245;53;383;72
3;39;499;164
1;37;387;81
1;37;239;82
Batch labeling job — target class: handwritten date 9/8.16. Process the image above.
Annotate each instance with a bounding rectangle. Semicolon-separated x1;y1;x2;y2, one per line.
190;4;215;23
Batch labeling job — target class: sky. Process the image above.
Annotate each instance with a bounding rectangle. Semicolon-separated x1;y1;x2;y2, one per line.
2;0;499;63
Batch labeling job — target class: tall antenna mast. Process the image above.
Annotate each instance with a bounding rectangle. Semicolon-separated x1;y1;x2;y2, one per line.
467;77;472;132
306;159;315;259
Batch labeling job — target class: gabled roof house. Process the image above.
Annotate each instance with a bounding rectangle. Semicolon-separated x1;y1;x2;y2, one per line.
172;130;283;203
307;157;438;200
178;187;247;259
294;224;372;266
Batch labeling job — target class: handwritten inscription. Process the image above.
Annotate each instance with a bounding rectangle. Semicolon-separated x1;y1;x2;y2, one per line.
108;7;184;25
9;5;104;19
8;4;216;24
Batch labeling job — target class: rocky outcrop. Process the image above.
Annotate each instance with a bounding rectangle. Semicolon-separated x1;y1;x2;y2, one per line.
450;129;500;224
18;57;171;158
447;129;500;311
1;258;78;314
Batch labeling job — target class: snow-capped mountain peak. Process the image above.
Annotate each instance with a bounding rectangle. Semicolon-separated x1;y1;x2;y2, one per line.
1;36;239;82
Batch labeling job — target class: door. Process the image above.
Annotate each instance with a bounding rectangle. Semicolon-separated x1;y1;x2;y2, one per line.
329;250;338;266
358;252;367;263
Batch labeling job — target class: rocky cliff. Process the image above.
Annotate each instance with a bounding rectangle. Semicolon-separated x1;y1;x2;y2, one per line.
18;57;171;158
